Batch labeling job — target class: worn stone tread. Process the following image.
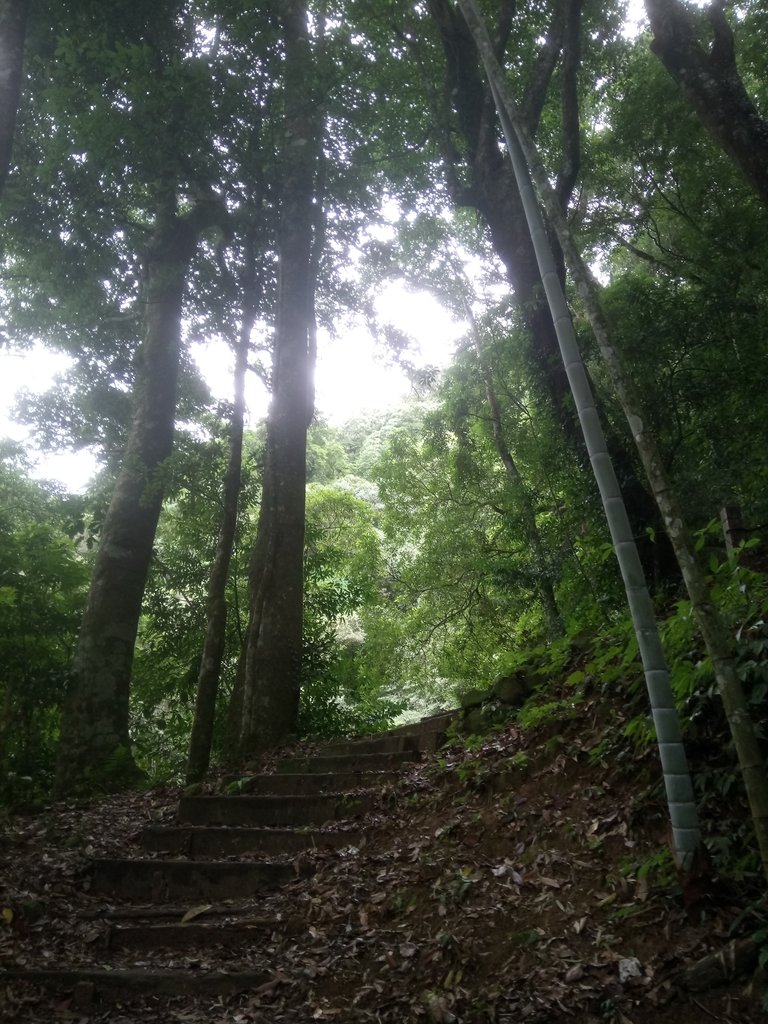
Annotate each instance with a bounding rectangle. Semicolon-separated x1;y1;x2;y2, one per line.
276;751;418;774
178;793;372;827
0;967;274;999
106;918;305;949
141;824;361;857
320;732;444;756
90;857;308;900
219;770;397;796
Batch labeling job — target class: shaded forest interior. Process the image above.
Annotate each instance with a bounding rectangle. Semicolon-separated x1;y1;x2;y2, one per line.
2;1;768;1015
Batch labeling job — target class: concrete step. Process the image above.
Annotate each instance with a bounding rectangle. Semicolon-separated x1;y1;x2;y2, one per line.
90;858;307;901
178;793;371;827
222;770;396;796
276;750;418;774
1;968;274;1001
320;729;445;756
106;918;305;950
382;710;456;737
141;824;361;857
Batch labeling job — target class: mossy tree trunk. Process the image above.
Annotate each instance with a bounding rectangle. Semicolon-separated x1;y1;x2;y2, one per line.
55;196;222;795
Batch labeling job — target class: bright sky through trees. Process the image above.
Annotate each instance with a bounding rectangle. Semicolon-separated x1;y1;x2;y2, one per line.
0;0;684;492
0;279;463;491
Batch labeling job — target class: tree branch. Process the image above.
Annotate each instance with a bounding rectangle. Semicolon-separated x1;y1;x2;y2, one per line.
645;0;768;205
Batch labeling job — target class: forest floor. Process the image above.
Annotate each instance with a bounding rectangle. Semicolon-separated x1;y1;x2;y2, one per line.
1;697;766;1023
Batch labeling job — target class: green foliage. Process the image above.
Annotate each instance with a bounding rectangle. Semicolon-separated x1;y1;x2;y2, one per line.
755;926;768;1008
516;699;576;731
299;484;404;737
129;420;263;781
0;450;88;804
307;420;352;484
619;849;676;894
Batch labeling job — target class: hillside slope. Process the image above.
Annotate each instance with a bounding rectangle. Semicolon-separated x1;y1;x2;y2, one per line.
1;703;765;1023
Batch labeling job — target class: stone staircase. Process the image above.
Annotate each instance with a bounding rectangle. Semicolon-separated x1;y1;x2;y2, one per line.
2;711;455;1007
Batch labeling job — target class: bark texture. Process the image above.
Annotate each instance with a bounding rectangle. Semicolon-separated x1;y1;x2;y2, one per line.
0;0;30;200
237;0;320;755
645;0;768;206
427;0;573;436
55;198;221;795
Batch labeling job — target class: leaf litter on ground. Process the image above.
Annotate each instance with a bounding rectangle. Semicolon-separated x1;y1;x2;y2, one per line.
0;717;765;1023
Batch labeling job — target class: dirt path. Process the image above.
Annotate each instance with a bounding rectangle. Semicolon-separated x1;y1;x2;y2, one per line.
1;712;764;1022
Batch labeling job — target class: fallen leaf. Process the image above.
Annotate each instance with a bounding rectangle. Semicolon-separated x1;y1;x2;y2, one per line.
596;892;617;907
180;904;213;924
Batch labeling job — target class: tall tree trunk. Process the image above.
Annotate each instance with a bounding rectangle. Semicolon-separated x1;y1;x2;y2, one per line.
425;0;675;584
645;0;768;206
459;0;768;882
237;0;320;755
185;234;257;786
0;0;29;200
55;196;220;795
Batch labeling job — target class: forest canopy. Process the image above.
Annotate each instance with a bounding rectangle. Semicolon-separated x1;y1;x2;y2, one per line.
1;0;768;875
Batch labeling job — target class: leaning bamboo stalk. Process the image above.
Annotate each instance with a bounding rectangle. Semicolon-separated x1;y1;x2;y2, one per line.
457;0;768;883
457;0;702;870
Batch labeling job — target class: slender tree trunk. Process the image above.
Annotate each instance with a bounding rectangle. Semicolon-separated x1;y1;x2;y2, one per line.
645;0;768;206
185;236;257;786
464;300;562;636
237;0;320;755
55;197;220;795
0;0;29;201
458;0;768;882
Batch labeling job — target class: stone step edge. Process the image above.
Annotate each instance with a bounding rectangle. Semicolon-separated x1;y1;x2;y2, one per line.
218;769;398;788
91;857;314;874
377;710;458;737
0;967;275;1000
78;904;295;921
106;918;305;948
140;825;362;856
275;750;418;770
